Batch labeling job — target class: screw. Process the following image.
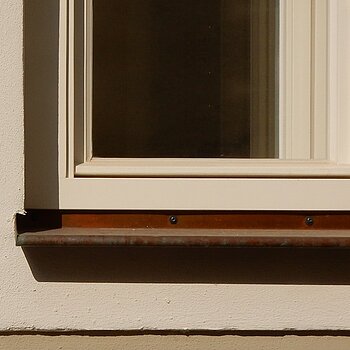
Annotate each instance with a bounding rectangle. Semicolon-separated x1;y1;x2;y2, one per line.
305;216;314;226
169;216;178;225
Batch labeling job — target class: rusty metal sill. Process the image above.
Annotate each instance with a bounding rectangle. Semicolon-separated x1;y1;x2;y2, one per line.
16;228;350;248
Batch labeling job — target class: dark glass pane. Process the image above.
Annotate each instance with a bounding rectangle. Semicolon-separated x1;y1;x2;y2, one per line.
92;0;278;158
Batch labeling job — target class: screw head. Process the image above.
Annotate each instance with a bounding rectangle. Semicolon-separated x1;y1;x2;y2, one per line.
305;216;314;226
169;216;178;225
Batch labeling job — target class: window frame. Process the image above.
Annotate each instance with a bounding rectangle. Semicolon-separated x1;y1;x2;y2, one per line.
56;0;350;211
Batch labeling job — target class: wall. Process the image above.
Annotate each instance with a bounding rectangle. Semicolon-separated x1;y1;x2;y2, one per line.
1;0;350;332
2;335;350;350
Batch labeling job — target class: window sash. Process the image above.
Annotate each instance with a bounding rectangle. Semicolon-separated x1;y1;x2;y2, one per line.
70;0;331;175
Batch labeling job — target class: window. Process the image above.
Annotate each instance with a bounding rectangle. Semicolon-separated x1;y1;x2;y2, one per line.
51;0;350;211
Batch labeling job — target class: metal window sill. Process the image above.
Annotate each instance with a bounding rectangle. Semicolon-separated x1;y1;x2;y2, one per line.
16;210;350;248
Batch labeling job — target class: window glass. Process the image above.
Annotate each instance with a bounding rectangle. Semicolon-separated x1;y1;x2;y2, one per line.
92;0;279;158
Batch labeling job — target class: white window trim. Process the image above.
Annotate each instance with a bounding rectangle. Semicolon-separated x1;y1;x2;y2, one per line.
56;0;350;210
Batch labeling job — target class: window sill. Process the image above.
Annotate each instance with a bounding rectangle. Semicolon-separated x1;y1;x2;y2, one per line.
16;210;350;248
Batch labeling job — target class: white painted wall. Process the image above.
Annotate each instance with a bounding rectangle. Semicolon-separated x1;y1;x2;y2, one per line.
1;0;350;332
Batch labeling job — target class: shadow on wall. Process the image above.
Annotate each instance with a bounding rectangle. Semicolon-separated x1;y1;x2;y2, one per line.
23;246;350;284
24;0;59;208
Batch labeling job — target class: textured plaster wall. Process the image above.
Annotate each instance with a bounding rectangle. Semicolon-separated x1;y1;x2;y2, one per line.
1;0;350;332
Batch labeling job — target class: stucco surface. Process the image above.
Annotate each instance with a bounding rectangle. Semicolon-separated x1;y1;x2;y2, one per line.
1;0;350;332
1;336;350;350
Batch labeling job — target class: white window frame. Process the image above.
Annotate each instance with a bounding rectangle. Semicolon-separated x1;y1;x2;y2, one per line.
57;0;350;210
